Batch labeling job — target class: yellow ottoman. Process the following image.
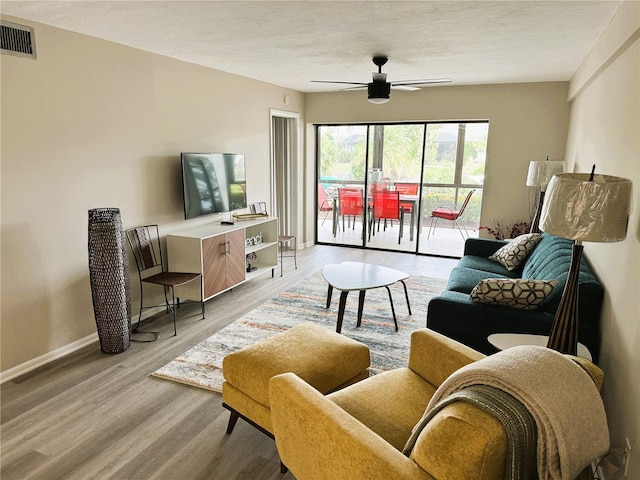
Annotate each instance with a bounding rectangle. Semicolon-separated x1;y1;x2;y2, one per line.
222;322;371;437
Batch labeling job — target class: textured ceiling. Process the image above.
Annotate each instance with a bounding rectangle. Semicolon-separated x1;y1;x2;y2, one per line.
1;1;622;92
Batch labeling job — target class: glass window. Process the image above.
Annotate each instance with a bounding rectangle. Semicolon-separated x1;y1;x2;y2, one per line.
461;123;489;185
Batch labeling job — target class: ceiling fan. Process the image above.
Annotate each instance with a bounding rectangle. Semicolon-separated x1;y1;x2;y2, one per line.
311;56;452;104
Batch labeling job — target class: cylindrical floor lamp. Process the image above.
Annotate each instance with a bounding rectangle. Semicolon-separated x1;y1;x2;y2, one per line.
88;208;131;353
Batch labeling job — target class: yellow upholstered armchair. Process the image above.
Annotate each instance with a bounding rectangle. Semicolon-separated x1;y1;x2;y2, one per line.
269;329;606;480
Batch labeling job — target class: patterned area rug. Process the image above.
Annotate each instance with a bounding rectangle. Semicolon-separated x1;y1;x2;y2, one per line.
152;270;447;393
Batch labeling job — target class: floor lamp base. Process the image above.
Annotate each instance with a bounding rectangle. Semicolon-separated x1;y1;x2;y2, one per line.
546;242;582;356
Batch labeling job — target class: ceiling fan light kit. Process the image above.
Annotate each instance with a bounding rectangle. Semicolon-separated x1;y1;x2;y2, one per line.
311;56;451;104
367;81;390;104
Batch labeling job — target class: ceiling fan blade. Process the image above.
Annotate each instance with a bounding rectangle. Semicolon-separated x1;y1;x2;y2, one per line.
391;85;420;91
340;86;368;91
310;80;368;86
372;72;387;83
392;78;452;86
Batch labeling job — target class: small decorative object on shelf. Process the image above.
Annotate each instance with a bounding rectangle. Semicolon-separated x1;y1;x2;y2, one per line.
233;212;268;221
249;202;268;215
87;208;131;354
245;233;264;248
246;252;258;272
480;220;531;240
234;202;269;220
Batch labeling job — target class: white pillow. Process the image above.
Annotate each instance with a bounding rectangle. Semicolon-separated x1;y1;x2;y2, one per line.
489;233;542;271
470;278;558;310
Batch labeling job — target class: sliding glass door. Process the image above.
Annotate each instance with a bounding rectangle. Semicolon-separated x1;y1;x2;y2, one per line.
316;121;488;257
367;124;424;252
316;125;369;247
419;123;487;256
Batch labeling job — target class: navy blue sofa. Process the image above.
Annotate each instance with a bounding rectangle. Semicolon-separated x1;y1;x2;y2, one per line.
427;233;604;362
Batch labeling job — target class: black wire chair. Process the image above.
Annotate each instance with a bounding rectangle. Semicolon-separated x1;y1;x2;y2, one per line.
125;225;204;336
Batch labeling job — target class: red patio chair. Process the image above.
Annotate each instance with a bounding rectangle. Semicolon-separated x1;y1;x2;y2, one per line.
427;189;476;240
318;184;333;225
338;187;364;231
369;190;404;244
395;182;419;216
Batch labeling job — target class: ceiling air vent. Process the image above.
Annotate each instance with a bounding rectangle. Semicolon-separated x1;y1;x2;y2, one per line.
1;21;36;59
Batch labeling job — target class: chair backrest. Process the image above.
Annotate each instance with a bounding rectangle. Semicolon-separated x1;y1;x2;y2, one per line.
318;184;332;211
395;183;419;195
126;225;164;276
338;188;364;216
373;190;401;220
458;189;476;216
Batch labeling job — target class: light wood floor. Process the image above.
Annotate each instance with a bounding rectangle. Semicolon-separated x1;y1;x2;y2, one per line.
1;245;457;480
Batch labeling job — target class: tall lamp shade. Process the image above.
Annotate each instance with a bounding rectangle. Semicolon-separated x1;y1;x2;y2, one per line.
526;160;566;233
539;172;632;355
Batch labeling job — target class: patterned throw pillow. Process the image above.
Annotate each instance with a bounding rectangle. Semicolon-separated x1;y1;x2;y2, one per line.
489;233;542;271
470;278;558;310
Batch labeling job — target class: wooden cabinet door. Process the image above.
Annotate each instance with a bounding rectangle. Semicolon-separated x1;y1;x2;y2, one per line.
202;235;227;298
225;229;246;288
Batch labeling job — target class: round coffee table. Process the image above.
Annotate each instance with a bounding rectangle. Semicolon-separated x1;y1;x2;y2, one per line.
322;261;412;333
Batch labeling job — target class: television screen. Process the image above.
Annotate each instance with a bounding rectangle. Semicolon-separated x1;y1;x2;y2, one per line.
181;153;248;219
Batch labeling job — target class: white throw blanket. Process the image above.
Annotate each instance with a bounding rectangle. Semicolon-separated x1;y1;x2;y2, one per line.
426;346;609;480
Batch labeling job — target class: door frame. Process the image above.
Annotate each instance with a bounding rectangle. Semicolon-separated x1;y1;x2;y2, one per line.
269;109;302;244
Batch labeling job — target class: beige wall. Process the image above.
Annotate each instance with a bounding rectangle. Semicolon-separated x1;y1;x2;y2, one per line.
565;2;640;475
304;82;571;243
0;17;304;374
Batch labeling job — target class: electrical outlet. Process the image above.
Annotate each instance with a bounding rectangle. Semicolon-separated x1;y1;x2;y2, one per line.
624;438;631;477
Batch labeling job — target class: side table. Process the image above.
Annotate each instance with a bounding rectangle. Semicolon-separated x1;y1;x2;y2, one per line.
488;333;592;361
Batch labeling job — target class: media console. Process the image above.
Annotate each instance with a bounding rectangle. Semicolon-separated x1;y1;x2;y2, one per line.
167;217;278;302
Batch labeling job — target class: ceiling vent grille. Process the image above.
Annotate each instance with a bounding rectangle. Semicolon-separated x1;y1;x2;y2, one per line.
1;21;36;59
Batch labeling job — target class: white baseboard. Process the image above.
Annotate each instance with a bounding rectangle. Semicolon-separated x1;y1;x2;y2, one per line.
0;307;171;384
0;333;99;384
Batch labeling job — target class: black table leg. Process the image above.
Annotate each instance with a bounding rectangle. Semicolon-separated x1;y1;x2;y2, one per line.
336;291;349;334
326;284;333;309
356;290;366;327
400;280;412;315
384;286;399;331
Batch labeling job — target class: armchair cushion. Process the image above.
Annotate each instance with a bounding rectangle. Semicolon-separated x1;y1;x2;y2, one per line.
329;368;434;451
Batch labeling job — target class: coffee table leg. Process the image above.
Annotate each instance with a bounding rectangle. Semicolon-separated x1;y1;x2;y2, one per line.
356;290;366;327
326;284;333;309
336;291;349;334
384;286;399;331
400;280;412;316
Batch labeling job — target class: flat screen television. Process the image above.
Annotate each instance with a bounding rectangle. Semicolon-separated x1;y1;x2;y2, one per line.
181;153;248;220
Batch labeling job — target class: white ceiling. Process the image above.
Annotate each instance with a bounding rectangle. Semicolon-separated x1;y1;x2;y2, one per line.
1;1;623;92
